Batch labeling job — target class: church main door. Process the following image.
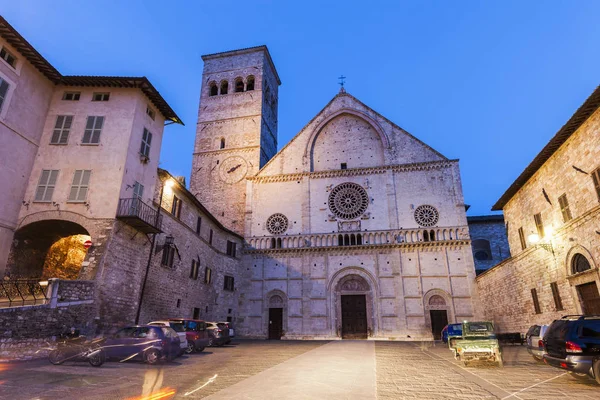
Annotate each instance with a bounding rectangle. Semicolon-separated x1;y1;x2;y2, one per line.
341;295;368;339
430;310;448;340
268;308;283;340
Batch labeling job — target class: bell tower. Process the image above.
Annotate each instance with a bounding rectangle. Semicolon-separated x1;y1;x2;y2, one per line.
190;46;280;235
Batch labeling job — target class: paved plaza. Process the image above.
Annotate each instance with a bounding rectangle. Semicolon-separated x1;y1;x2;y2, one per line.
0;340;598;399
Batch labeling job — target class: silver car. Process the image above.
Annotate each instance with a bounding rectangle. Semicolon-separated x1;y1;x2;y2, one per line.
526;324;548;362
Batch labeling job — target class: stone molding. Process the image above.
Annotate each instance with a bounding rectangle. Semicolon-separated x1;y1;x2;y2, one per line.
249;159;458;183
193;145;261;156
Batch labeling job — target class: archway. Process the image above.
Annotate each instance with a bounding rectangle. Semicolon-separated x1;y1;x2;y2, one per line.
424;289;453;340
7;219;90;280
265;290;287;340
565;247;600;315
329;268;378;339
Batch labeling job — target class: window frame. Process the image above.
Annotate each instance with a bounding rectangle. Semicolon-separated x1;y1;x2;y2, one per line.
161;245;175;269
92;92;110;102
550;282;563;311
34;169;59;203
224;275;235;291
226;241;237;257
171;195;182;219
190;259;199;280
0;76;10;114
68;169;91;202
592;168;600;203
204;267;212;284
209;229;213;245
50;115;73;145
82;116;104;145
140;128;152;158
62;92;81;101
0;47;17;69
518;227;527;250
146;106;156;120
534;213;544;238
558;194;573;223
196;216;202;235
531;288;541;314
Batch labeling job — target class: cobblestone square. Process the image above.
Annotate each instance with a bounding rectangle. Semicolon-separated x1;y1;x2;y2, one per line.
0;340;598;399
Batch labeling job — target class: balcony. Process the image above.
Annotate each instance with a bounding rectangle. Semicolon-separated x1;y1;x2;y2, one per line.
116;198;162;233
246;226;470;251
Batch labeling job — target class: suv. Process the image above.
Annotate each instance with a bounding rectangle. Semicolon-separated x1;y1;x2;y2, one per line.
206;322;230;347
218;321;235;343
526;324;548;362
543;315;600;383
169;318;209;353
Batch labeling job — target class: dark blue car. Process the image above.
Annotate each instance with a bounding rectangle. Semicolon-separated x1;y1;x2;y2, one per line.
442;323;463;343
103;325;180;364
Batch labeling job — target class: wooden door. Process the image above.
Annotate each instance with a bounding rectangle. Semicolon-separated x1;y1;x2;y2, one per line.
268;308;283;340
341;295;368;339
430;310;448;340
578;282;600;315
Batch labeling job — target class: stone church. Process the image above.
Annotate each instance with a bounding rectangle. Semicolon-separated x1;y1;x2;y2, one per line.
192;46;483;340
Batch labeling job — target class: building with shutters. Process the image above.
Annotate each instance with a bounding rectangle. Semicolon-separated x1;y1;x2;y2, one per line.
476;86;600;333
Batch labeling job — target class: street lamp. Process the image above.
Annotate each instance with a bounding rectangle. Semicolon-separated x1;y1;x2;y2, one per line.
135;177;176;324
528;231;554;254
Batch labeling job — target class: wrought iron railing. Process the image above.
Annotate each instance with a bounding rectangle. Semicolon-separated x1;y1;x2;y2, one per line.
0;279;49;308
116;197;162;231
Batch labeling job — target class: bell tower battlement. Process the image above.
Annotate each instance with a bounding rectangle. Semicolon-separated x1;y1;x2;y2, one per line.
190;46;280;235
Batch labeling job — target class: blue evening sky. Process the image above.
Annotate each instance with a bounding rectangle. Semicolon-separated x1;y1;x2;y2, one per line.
3;1;599;215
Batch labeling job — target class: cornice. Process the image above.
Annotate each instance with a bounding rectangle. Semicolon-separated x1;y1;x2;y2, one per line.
249;159;458;183
193;146;260;156
244;240;470;257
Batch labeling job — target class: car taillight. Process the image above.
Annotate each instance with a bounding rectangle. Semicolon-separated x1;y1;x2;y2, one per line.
161;339;168;347
538;339;544;349
565;341;582;353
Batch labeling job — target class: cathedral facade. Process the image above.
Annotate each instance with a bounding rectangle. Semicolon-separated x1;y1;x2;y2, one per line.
192;46;483;340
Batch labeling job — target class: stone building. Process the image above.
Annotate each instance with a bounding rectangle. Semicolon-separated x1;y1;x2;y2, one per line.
191;46;483;340
0;16;243;348
466;215;510;274
476;86;600;333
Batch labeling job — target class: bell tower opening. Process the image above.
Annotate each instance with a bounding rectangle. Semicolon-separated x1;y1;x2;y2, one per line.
190;46;280;235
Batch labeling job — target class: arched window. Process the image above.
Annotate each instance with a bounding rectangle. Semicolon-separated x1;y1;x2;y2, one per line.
429;230;435;241
220;80;228;95
234;77;244;93
472;239;492;261
271;238;276;249
344;234;350;246
357;234;362;245
572;253;592;274
423;230;430;242
338;234;343;246
246;75;255;91
220;138;225;149
209;82;218;96
350;234;356;246
276;238;282;249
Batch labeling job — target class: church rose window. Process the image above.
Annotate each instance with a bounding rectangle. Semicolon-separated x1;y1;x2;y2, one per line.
266;213;289;235
328;182;369;220
414;205;439;227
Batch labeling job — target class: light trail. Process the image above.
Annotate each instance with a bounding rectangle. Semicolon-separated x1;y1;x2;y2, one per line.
184;374;218;396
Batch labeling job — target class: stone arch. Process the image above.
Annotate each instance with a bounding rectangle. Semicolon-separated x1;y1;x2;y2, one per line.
565;245;597;276
265;289;288;337
305;108;390;172
423;289;454;339
328;267;379;338
564;245;600;314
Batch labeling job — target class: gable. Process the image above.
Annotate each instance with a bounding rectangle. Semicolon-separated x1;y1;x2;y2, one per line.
257;91;447;176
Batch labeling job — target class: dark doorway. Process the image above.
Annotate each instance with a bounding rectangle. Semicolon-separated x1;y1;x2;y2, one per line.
193;307;200;320
577;282;600;315
341;295;368;339
430;310;448;340
268;308;283;340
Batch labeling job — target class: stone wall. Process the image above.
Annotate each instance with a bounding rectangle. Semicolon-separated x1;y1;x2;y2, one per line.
467;216;510;271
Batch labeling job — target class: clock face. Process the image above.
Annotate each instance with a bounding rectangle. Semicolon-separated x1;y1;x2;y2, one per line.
219;156;248;184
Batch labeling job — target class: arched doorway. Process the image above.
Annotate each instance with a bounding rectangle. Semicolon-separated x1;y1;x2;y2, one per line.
335;274;372;339
266;290;287;340
424;289;453;340
7;220;91;280
566;250;600;315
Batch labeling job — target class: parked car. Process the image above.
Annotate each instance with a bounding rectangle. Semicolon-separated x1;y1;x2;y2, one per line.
442;323;462;344
218;321;235;342
450;321;503;367
169;318;209;353
103;325;180;364
526;324;548;362
543;315;600;383
206;322;230;347
148;320;188;355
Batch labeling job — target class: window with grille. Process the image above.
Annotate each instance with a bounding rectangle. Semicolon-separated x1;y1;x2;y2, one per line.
62;92;80;101
204;267;212;284
34;170;59;202
190;259;199;280
534;213;544;238
196;216;202;235
0;77;9;113
68;170;91;202
140;128;152;158
550;282;563;311
558;194;572;222
531;288;541;314
226;241;237;257
171;196;182;218
50;115;73;145
518;227;527;250
82;116;104;144
224;276;234;291
209;229;213;245
161;246;175;268
0;47;16;68
592;168;600;203
92;92;110;101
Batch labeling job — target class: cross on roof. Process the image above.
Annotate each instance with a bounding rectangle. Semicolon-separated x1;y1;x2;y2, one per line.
338;75;346;88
